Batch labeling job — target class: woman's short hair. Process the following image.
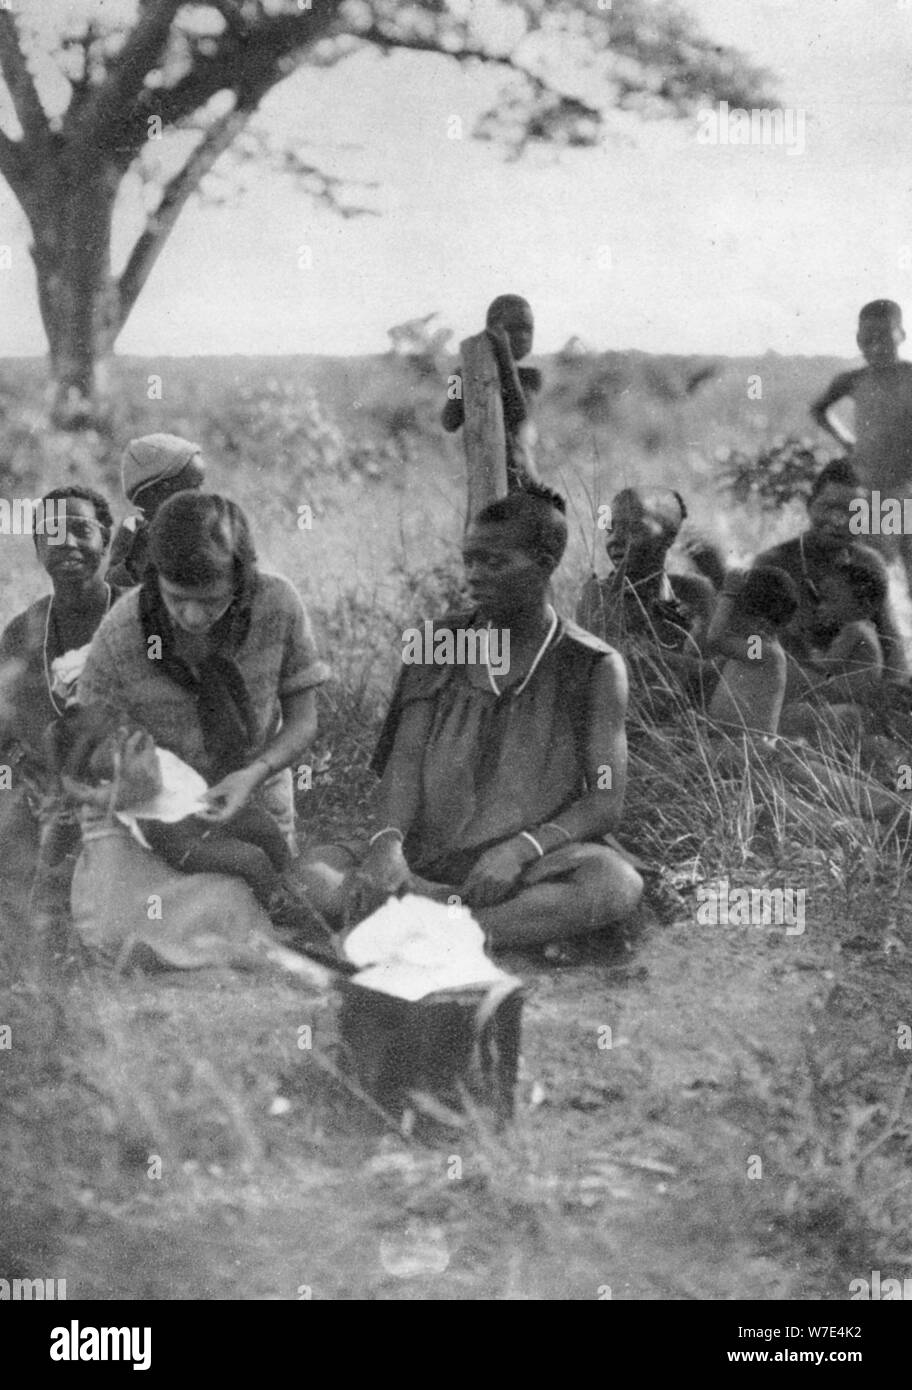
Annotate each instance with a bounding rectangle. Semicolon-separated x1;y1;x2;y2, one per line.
147;492;257;591
485;294;532;326
33;485;114;547
611;487;687;539
473;485;568;570
809;458;861;504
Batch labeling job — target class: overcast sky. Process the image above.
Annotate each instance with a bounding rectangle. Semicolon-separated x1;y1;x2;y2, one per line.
2;0;911;358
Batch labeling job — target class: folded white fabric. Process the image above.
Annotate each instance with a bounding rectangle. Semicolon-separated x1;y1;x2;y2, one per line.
115;747;209;849
343;893;518;1001
49;643;92;703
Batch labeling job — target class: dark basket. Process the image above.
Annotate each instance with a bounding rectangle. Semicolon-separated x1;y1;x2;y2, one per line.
337;977;524;1127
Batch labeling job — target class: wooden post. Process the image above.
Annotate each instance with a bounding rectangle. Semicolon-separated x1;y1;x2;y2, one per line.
460;331;507;524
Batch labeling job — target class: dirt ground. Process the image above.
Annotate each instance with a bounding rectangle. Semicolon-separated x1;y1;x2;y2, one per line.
7;867;908;1302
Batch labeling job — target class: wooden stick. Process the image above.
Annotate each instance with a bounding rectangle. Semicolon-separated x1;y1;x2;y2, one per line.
460;331;507;524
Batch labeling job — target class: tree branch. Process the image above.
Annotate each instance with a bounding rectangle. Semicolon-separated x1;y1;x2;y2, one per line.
116;99;254;327
355;22;534;82
137;4;345;131
86;0;184;140
0;10;50;147
227;126;379;217
0;127;25;195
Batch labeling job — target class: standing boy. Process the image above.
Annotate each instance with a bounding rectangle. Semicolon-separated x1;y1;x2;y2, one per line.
442;294;543;491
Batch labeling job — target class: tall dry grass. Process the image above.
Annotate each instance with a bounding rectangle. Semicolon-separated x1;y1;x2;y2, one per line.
1;350;910;1298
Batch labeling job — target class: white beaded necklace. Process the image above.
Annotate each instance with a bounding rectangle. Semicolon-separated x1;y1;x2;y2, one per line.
484;603;558;697
43;583;112;716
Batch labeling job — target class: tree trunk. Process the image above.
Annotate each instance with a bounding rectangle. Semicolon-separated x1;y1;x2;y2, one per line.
25;144;121;429
460;332;508;525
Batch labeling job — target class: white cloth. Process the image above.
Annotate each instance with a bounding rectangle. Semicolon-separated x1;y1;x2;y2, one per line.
343;894;519;1001
115;747;208;849
49;643;92;705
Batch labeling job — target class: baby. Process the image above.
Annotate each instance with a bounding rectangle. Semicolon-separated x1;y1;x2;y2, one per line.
707;566;799;736
107;435;207;588
49;705;289;907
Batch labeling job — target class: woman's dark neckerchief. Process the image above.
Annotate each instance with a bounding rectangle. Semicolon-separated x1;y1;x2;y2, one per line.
138;575;258;780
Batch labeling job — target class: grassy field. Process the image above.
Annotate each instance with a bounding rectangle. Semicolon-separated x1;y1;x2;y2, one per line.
1;350;911;1301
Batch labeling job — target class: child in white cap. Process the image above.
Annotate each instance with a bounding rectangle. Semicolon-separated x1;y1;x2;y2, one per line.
107;434;206;588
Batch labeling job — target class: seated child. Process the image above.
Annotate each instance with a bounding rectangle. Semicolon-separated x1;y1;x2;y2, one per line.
441;294;542;490
707;569;909;824
707;566;799;736
49;706;289;908
806;553;885;704
779;553;892;748
107;435;206;588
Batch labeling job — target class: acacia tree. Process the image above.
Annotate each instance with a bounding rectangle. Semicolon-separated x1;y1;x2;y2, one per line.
0;0;768;424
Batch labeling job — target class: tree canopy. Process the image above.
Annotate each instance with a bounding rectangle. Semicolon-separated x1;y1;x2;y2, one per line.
0;0;771;419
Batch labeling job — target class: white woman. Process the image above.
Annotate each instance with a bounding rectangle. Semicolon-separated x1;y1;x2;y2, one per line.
72;492;330;967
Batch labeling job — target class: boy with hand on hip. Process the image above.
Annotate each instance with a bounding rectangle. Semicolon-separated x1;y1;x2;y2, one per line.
811;300;912;590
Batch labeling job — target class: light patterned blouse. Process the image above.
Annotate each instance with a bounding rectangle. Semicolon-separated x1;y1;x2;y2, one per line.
78;571;329;841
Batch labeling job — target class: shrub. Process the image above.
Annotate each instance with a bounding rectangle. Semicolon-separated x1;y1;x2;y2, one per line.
717;436;832;511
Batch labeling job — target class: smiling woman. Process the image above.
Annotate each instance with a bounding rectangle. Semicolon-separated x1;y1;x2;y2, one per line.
0;485;129;946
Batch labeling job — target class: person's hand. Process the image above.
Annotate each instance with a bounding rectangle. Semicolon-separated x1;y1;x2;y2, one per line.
486;324;512;362
362;833;411;895
199;763;264;823
460;836;537;909
339;833;412;927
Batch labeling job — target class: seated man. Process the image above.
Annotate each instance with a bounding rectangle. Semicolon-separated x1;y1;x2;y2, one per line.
299;486;643;950
576;486;719;707
752;457;908;688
